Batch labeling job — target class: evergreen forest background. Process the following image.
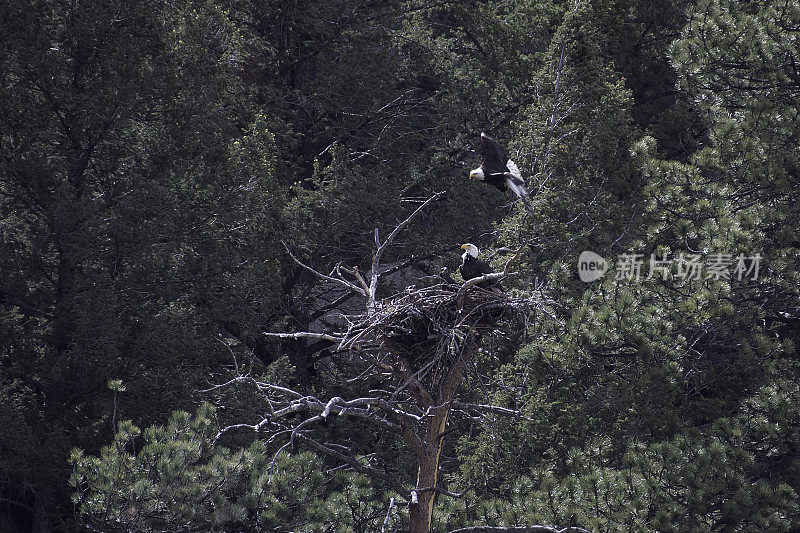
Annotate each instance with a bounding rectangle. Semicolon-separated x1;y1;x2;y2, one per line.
1;0;799;531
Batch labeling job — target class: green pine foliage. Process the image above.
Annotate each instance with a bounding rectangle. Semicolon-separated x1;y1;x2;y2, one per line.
1;0;284;527
3;0;800;530
440;372;800;532
71;403;394;532
450;1;800;531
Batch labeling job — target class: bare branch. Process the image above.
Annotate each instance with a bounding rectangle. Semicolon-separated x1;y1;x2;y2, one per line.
199;375;251;393
382;497;396;533
338;264;370;295
490;246;522;256
321;396;341;419
282;241;366;297
368;191;446;309
375;250;440;280
308;290;356;322
296;433;410;499
457;246;524;297
262;331;343;343
447;527;592;533
213;419;272;443
501;246;525;272
414;486;465;498
452;401;536;422
253;382;306;399
457;271;516;296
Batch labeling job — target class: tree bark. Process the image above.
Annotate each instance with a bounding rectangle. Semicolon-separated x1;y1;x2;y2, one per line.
409;346;472;533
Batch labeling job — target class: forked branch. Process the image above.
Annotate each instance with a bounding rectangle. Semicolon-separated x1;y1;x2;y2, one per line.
368;191;446;310
283;242;366;298
281;192;446;313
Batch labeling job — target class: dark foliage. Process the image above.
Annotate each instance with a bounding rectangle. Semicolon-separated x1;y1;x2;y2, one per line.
2;0;799;531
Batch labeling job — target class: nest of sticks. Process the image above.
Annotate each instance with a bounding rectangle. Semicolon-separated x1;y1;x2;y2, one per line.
343;282;536;376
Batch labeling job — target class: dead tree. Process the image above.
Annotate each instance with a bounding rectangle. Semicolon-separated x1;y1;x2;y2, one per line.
213;192;560;532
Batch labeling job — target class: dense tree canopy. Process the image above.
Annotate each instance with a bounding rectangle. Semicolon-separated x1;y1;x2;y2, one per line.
2;0;799;531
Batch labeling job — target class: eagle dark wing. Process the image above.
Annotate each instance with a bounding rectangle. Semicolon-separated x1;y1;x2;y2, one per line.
460;255;498;289
480;133;509;175
473;258;495;277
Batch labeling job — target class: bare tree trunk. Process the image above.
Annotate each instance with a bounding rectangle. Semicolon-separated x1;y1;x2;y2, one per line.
409;346;472;533
410;405;450;532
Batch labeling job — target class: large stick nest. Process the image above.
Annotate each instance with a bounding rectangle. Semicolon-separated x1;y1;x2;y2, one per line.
344;283;537;373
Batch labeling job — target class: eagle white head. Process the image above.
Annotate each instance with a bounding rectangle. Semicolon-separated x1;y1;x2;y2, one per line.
460;243;479;259
468;167;484;181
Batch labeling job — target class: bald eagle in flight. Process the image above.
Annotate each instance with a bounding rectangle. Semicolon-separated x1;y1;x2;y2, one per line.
460;243;499;289
469;133;529;201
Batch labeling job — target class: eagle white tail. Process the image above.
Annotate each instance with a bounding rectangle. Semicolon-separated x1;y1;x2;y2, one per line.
507;179;529;199
506;159;522;180
505;159;529;200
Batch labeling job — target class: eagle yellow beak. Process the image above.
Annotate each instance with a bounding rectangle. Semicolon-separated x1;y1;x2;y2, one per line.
460;244;468;250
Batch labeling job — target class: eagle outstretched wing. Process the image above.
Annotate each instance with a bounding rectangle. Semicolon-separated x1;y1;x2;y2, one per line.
480;133;508;173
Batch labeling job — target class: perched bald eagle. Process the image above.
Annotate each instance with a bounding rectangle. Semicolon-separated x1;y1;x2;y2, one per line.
460;243;499;289
469;133;529;201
